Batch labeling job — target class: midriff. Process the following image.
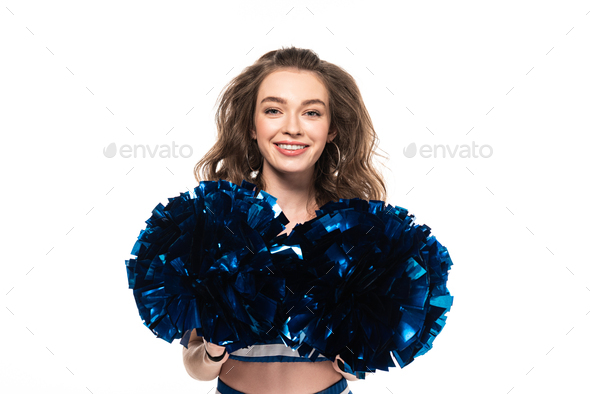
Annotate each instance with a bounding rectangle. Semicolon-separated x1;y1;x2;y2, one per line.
219;358;343;394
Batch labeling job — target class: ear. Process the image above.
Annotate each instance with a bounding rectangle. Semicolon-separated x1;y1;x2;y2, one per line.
250;129;257;140
328;127;337;143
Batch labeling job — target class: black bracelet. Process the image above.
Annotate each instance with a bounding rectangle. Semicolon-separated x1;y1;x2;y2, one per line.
205;347;227;362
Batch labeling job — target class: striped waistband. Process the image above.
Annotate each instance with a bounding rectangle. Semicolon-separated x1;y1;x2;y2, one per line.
217;377;351;394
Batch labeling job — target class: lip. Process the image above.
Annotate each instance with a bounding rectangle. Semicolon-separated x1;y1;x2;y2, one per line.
274;143;309;156
273;140;309;146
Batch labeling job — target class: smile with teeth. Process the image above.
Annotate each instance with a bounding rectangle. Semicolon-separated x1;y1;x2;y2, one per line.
276;144;308;151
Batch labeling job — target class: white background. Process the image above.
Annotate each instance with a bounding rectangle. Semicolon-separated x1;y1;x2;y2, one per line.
2;1;589;393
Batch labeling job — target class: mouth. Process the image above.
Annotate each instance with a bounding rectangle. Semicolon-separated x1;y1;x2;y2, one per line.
273;143;310;156
274;143;310;151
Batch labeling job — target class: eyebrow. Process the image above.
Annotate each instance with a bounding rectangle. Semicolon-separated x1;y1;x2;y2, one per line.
260;96;326;108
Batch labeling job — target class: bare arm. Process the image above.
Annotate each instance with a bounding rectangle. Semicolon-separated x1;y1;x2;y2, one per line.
182;329;230;381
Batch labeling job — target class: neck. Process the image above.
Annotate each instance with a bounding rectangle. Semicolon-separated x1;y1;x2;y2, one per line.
260;165;317;221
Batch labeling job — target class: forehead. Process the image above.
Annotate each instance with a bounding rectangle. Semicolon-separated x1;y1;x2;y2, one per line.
257;69;328;103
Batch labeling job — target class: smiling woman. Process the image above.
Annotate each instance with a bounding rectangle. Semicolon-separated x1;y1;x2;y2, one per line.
125;46;453;394
189;46;392;393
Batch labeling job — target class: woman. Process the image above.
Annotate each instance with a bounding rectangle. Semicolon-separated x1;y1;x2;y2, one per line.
182;46;388;394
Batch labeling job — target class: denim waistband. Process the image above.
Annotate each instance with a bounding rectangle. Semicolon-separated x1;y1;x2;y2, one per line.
216;376;351;394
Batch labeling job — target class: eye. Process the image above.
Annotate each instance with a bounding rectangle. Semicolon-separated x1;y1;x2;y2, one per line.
306;111;321;117
264;108;280;115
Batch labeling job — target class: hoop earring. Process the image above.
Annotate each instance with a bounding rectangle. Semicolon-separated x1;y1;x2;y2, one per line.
246;149;262;173
318;141;341;177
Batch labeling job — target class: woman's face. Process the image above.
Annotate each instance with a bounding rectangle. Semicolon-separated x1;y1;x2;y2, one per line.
252;68;335;182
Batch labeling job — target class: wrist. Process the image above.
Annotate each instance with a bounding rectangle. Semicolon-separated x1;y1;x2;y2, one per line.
205;347;227;362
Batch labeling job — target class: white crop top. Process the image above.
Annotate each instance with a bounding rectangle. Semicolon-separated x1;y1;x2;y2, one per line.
228;337;330;363
180;331;330;363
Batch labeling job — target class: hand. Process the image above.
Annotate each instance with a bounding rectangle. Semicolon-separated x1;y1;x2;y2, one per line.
332;354;361;381
203;338;229;363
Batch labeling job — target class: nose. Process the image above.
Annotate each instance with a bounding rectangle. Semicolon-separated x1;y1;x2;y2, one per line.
282;112;302;136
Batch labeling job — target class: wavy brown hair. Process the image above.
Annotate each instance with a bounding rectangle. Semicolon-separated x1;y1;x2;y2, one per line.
194;45;388;209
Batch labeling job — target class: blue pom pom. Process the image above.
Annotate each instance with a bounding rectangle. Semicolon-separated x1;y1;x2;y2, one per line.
126;180;288;353
126;179;453;373
272;198;454;374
